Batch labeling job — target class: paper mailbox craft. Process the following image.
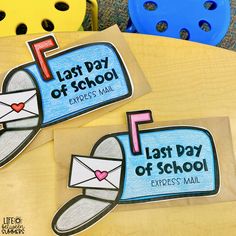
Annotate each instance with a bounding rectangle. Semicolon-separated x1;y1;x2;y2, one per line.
52;110;225;235
0;26;151;167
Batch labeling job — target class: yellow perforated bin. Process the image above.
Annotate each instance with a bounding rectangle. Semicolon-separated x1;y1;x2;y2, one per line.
0;0;98;37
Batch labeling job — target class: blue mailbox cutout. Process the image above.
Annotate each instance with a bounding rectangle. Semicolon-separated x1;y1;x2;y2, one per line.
0;35;133;168
4;42;133;126
52;113;219;236
113;127;219;203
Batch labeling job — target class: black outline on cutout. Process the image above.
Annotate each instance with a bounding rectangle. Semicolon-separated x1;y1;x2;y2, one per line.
0;70;43;168
6;42;132;127
52;195;114;236
27;35;59;81
127;110;153;155
52;136;126;236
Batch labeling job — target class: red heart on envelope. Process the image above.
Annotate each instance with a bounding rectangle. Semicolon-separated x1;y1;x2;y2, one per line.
11;103;25;113
95;170;108;181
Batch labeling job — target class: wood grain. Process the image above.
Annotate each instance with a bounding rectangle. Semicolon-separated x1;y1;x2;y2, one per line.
1;31;236;235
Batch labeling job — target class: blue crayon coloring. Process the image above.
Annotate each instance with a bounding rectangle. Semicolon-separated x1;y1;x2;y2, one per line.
95;127;219;203
20;43;132;126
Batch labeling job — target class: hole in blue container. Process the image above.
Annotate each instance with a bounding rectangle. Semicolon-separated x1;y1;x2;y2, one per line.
199;20;211;32
204;1;217;10
180;28;190;40
144;1;158;11
156;21;168;32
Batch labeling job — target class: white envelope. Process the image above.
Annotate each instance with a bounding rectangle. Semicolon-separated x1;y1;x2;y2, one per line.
69;155;122;190
0;89;39;123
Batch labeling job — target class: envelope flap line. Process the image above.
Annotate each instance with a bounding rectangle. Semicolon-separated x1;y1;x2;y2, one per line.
0;100;13;107
108;165;122;174
0;110;14;120
104;179;119;189
23;93;37;104
74;157;95;172
21;108;38;116
71;176;97;186
70;175;119;190
0;103;38;120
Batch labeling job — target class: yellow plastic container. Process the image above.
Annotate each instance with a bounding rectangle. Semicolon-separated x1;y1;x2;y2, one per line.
0;0;98;36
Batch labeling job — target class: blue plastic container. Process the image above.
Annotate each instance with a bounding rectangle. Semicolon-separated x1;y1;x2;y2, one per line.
127;0;230;45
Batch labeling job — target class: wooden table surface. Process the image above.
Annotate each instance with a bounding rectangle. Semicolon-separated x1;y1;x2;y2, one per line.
1;31;236;236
